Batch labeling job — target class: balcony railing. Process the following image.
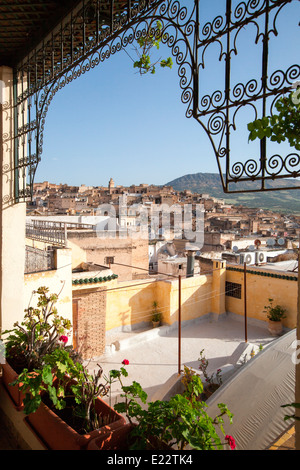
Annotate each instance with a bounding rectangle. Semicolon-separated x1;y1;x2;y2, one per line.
25;220;96;246
26;221;67;246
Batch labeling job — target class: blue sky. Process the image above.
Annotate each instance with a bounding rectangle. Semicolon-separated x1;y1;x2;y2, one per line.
35;0;299;188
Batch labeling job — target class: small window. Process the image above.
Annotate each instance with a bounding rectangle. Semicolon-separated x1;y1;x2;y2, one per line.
225;281;242;299
105;256;115;265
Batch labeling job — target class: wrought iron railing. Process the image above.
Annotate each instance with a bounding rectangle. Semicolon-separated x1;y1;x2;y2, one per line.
8;0;300;203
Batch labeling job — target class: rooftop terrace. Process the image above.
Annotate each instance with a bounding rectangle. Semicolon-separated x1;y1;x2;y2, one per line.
0;313;296;450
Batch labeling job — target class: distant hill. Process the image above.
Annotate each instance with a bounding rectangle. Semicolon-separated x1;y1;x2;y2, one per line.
166;173;300;214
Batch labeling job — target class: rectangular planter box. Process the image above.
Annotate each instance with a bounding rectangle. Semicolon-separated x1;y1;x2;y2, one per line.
25;396;126;450
1;362;24;411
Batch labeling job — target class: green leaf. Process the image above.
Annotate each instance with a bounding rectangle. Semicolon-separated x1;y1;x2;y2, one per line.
281;403;300;409
56;361;67;374
261;116;269;127
48;385;58;406
42;365;53;386
24;394;41;415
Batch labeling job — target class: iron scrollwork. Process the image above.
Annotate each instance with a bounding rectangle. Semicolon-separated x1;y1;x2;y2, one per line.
194;0;300;192
11;0;300;203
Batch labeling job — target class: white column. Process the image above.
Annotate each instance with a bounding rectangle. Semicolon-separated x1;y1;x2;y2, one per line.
0;66;26;332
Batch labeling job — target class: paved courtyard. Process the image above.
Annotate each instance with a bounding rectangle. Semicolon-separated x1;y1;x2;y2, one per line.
86;313;277;405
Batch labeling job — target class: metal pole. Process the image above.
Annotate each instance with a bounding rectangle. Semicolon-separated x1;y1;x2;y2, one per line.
244;262;248;343
106;260;183;375
178;274;182;375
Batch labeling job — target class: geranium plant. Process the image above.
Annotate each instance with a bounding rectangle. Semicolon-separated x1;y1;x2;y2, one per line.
12;346;110;433
2;286;72;372
110;362;235;450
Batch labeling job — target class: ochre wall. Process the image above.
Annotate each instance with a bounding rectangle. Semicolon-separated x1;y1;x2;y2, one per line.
225;266;298;329
104;275;214;333
70;263;298;359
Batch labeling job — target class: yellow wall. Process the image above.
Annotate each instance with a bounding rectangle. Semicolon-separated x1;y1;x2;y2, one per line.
225;266;298;329
104;274;213;333
71;262;298;336
105;279;158;331
67;239;87;270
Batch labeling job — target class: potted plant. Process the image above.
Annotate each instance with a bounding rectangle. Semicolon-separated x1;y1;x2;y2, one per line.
151;301;161;328
1;287;73;410
12;347;126;450
107;362;236;450
198;349;223;399
264;298;287;336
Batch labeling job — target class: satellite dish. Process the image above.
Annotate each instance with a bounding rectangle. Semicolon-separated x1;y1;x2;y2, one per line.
278;238;285;246
232;246;239;252
267;238;275;246
254;239;261;247
249;245;255;251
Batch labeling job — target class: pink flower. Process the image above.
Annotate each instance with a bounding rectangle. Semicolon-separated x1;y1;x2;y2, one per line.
122;359;129;365
225;435;236;450
59;335;68;344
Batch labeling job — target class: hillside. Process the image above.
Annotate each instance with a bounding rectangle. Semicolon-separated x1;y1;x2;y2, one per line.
166;173;300;214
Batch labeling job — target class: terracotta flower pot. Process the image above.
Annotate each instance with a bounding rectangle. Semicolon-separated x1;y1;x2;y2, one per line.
87;422;134;450
268;320;283;336
25;396;126;450
1;361;25;411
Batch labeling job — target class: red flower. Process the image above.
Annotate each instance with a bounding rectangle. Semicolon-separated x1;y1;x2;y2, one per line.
59;335;68;344
225;435;236;450
122;359;129;365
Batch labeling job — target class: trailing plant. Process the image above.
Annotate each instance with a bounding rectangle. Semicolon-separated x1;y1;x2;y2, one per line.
2;286;72;371
247;85;300;151
111;362;235;450
263;298;287;322
281;402;300;422
130;20;173;75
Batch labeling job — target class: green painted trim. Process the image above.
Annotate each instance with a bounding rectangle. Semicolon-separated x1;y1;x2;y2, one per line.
72;274;118;285
226;266;297;281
